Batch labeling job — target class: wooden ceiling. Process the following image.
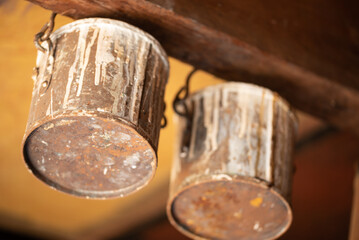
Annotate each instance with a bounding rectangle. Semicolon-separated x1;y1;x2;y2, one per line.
27;0;359;134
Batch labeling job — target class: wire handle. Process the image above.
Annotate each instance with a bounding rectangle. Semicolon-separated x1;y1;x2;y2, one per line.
161;102;167;128
34;12;57;53
172;68;198;118
33;12;57;94
172;68;198;155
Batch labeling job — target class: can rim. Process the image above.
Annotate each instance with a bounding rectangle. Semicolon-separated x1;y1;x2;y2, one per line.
22;111;158;199
50;17;169;72
166;174;293;240
188;82;299;131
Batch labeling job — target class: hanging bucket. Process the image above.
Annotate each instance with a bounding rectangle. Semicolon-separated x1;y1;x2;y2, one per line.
22;18;169;198
167;83;297;239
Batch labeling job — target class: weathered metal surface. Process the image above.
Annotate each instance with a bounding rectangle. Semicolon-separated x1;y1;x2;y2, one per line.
22;18;169;198
27;0;359;136
167;83;297;239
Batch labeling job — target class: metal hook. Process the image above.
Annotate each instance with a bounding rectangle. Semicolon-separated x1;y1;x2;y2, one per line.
34;12;57;95
161;102;167;128
172;68;198;155
173;68;198;118
34;12;57;53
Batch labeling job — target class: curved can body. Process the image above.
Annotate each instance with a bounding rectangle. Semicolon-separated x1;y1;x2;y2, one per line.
167;83;297;239
23;18;169;198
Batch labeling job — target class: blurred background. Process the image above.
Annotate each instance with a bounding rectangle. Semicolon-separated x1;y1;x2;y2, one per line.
0;1;358;239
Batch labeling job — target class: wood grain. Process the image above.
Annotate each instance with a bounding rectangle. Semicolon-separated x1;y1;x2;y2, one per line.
26;0;359;134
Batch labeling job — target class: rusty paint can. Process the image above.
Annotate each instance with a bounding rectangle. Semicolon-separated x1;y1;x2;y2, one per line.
167;83;297;239
22;18;169;198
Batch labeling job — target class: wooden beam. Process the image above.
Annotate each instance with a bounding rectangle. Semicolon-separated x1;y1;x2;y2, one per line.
27;0;359;134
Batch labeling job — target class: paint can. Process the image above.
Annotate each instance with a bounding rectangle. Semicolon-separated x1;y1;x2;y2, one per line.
22;18;169;198
167;83;297;239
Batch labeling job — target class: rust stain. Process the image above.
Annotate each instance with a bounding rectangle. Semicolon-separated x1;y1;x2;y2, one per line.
233;210;242;219
167;83;296;239
169;180;292;240
22;18;169;199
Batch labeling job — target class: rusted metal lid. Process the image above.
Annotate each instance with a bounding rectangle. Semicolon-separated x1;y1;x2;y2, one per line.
23;115;156;199
167;179;292;239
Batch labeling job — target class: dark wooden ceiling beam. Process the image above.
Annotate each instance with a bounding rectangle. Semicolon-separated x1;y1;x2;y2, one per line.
27;0;359;134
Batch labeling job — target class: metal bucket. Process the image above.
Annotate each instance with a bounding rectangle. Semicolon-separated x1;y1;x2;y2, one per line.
22;18;169;198
167;83;297;239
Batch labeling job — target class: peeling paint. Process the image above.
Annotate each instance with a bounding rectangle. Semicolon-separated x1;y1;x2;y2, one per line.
168;82;297;240
23;18;169;199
